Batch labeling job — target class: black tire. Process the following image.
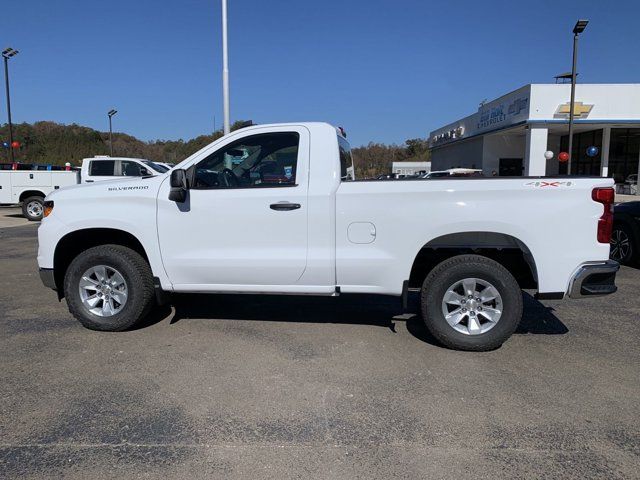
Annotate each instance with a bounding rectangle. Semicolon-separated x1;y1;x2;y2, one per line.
420;254;523;351
21;196;44;221
63;244;155;331
610;223;635;265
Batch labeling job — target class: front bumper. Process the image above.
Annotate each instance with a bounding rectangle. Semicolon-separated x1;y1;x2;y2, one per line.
567;260;619;298
39;268;57;291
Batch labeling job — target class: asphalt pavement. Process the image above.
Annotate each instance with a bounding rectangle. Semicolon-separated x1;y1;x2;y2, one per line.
0;223;638;479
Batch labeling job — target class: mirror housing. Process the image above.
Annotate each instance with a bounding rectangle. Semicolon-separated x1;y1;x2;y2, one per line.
140;167;150;176
169;169;188;202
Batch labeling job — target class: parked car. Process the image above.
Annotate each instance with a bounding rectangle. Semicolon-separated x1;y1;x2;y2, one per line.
80;156;167;182
38;122;618;351
423;168;484;179
610;201;640;264
155;162;176;170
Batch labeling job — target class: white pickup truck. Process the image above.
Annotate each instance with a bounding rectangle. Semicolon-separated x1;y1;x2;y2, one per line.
1;157;167;220
37;123;619;351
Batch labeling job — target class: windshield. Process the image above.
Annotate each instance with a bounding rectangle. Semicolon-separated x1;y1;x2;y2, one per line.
142;160;168;173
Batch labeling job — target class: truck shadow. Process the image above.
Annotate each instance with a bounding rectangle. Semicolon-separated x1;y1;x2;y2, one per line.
139;291;567;347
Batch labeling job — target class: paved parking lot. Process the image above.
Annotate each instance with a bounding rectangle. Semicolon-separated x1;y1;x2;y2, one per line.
1;223;639;479
0;206;31;229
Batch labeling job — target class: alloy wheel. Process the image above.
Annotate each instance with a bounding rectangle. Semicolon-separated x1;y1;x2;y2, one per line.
441;277;503;335
78;265;128;317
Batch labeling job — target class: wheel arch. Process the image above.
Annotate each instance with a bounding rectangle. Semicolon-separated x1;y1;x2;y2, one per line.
408;231;538;290
19;190;46;202
53;228;151;296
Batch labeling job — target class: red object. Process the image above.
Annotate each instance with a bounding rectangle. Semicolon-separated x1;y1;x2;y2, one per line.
558;151;569;162
592;187;615;244
65;165;71;171
11;162;18;170
10;141;20;148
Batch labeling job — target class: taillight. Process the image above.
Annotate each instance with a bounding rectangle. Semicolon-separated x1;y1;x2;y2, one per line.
592;187;614;243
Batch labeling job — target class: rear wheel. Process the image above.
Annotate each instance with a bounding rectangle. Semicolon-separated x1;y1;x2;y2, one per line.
610;223;634;264
22;196;44;221
420;254;523;351
64;245;155;331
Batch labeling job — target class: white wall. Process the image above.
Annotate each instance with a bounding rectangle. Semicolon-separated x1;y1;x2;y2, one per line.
482;133;526;175
529;84;640;121
524;127;548;176
431;137;484;171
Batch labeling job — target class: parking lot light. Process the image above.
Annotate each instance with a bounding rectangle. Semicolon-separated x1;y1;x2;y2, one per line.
2;47;19;163
567;19;589;173
107;109;118;156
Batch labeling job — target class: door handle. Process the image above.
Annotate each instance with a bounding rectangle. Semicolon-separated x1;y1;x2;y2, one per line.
85;179;94;183
270;202;301;211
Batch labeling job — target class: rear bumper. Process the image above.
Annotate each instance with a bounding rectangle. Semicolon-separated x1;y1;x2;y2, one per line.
39;268;57;291
567;260;619;298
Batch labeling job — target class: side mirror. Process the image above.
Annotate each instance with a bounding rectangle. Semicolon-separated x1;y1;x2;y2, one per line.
169;169;188;202
140;167;150;176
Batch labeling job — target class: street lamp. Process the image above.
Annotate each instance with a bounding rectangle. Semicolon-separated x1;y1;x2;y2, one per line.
107;109;117;156
567;19;589;174
2;47;19;162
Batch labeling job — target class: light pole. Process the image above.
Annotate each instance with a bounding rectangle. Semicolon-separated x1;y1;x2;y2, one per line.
567;19;589;174
107;109;117;156
2;47;19;163
221;0;230;135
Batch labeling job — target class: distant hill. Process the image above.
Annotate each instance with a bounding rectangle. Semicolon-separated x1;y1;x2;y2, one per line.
0;121;429;177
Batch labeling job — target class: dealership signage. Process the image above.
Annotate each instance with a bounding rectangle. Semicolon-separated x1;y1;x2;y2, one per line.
477;96;529;130
431;126;465;145
429;87;531;147
554;101;594;119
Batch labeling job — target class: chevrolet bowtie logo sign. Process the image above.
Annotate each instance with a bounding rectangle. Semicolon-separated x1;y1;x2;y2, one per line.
554;102;594;119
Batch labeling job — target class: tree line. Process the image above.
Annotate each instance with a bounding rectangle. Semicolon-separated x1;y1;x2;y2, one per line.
0;121;430;177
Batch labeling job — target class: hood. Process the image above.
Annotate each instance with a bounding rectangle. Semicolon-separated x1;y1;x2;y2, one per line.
46;175;165;202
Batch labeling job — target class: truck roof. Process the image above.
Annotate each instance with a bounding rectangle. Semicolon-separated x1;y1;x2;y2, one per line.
227;122;347;138
84;156;153;162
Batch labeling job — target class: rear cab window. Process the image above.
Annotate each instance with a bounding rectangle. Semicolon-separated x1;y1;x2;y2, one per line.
89;160;115;176
338;136;355;181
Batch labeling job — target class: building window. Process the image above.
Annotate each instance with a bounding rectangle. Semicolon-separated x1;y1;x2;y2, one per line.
560;129;602;176
608;128;640;183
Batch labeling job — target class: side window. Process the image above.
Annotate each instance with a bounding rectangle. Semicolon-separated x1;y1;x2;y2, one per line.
120;160;144;176
90;160;115;176
192;132;299;189
338;136;355;181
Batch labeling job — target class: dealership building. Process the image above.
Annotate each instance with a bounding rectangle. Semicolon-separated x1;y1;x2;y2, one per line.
429;84;640;184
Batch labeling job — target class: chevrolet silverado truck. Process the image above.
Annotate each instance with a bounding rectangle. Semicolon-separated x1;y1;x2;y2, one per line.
37;123;619;351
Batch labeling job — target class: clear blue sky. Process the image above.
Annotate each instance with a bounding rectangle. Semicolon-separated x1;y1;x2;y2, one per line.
3;0;639;147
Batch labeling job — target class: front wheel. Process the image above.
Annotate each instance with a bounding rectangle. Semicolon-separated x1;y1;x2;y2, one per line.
420;254;523;351
64;245;155;331
22;196;44;221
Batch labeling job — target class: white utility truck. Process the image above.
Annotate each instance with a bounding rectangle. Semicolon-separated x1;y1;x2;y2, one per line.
1;157;167;220
0;169;79;220
37;123;618;351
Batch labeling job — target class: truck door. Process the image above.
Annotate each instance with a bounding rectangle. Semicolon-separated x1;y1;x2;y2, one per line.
156;126;309;287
